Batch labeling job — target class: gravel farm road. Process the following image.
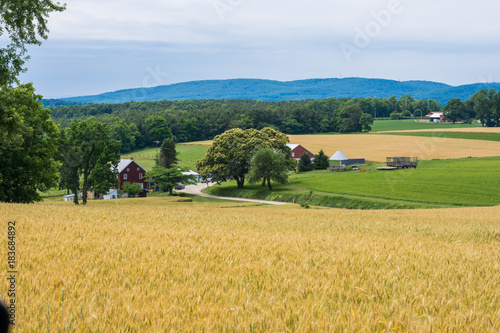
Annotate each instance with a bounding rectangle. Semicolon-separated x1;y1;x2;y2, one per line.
176;182;290;205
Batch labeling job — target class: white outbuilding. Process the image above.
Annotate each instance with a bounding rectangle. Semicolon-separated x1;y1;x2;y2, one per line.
329;150;349;166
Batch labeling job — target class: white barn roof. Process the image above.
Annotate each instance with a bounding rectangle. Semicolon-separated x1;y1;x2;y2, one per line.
286;144;300;150
329;150;349;161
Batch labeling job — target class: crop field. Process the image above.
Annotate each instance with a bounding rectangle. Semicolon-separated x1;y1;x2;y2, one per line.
189;132;500;163
286;134;500;162
2;199;499;332
380;132;500;142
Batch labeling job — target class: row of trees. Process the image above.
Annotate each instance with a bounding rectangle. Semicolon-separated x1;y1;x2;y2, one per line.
443;89;500;126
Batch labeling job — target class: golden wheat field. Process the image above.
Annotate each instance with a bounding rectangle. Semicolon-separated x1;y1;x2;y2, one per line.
2;198;499;332
190;134;500;162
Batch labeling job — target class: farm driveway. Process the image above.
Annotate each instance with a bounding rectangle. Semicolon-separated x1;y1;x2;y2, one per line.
177;183;291;205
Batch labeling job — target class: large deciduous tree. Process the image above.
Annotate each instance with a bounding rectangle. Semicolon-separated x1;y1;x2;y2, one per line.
146;166;188;195
248;148;288;190
443;98;466;123
0;84;59;203
57;119;121;204
196;128;291;189
0;0;65;86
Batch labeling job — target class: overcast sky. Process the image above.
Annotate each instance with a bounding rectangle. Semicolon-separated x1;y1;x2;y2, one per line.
18;0;500;98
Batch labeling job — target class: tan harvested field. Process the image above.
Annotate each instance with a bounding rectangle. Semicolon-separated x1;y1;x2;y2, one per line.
187;134;500;162
287;134;500;162
380;127;500;134
2;198;500;332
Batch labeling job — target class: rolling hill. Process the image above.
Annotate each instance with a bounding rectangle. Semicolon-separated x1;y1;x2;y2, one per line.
45;78;500;106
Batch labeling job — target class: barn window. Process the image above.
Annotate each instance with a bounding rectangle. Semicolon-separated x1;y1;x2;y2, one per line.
124;174;128;180
139;173;143;179
126;168;129;172
292;152;295;157
137;167;140;171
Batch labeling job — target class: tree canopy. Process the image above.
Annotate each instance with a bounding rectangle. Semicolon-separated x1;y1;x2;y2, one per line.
0;84;59;203
196;128;290;189
297;152;313;172
248;148;289;190
57;119;121;204
313;150;330;170
0;0;65;86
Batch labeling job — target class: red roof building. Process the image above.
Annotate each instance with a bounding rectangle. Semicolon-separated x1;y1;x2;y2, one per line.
286;144;315;160
117;158;148;195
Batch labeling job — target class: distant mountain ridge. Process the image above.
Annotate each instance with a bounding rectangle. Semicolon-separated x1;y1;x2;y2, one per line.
46;78;500;106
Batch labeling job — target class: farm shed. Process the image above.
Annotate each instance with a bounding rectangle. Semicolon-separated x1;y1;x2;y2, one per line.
286;144;315;160
329;150;365;167
103;189;118;200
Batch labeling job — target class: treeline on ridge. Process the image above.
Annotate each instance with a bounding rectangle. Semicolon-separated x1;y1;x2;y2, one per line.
49;91;500;153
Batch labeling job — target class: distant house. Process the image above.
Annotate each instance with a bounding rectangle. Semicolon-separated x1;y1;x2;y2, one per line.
426;112;444;123
286;144;315;160
117;158;148;196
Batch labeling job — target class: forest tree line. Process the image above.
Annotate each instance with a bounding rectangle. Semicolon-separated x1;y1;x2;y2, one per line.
48;90;500;153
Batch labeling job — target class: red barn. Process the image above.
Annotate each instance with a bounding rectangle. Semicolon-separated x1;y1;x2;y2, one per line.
117;158;148;194
286;144;315;160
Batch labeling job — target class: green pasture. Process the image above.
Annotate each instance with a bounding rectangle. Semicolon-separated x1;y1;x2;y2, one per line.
381;131;500;142
205;157;500;209
125;144;208;171
370;119;480;132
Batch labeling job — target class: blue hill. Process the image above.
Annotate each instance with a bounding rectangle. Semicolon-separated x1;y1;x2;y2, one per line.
50;78;500;105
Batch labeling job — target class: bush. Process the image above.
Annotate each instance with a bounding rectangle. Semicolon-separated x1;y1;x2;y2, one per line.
390;112;401;120
400;110;412;117
123;182;143;198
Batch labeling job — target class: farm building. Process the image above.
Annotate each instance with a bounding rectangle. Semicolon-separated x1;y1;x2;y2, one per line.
181;170;202;183
329;150;365;167
103;189;118;200
117;158;148;196
286;144;315;160
426;112;444;123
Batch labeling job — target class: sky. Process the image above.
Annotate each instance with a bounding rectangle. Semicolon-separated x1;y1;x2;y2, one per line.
17;0;500;98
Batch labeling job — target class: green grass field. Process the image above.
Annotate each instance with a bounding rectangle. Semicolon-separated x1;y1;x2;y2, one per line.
124;144;208;171
371;119;480;132
206;157;500;209
381;131;500;142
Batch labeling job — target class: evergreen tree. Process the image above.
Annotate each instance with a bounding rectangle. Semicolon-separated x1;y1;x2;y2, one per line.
158;138;179;168
313;150;330;170
297;152;313;172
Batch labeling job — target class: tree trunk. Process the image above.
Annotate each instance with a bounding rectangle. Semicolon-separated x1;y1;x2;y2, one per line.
267;177;272;191
82;172;88;205
72;176;79;205
262;178;266;186
169;186;173;195
235;176;244;189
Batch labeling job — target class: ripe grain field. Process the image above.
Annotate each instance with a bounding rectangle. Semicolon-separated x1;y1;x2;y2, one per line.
2;199;499;332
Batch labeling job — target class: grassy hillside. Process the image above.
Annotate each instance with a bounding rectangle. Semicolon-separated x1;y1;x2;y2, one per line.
206;157;500;209
123;144;208;171
4;199;499;331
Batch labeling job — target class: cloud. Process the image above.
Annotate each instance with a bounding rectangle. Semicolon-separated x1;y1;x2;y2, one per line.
19;0;500;97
